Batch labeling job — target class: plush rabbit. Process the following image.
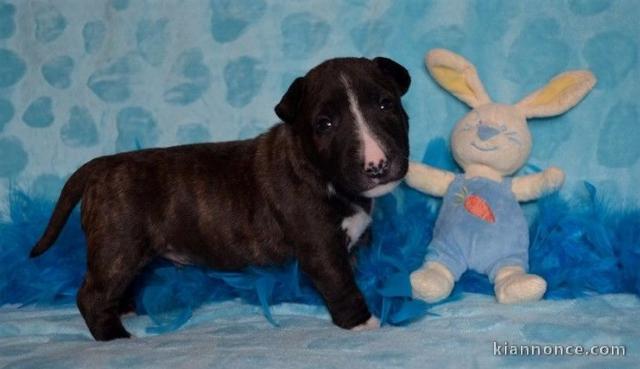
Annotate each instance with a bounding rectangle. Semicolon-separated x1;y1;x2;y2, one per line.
407;49;596;304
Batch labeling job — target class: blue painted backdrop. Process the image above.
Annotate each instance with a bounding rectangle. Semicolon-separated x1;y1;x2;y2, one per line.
0;0;638;212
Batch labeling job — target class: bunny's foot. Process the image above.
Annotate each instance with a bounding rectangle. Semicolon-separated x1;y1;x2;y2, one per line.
494;266;546;304
410;261;454;303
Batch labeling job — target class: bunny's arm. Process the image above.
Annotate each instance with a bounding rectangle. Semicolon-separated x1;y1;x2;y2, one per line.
405;161;455;197
511;167;565;202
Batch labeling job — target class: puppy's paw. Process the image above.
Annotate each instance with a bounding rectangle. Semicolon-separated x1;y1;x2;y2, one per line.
350;316;380;331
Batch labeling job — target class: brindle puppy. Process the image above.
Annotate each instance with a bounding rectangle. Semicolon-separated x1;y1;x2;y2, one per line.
31;57;411;341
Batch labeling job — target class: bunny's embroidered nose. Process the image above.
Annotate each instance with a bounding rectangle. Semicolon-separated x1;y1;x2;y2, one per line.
477;124;500;141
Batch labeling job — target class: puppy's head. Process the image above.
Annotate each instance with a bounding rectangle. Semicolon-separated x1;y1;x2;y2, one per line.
276;57;410;198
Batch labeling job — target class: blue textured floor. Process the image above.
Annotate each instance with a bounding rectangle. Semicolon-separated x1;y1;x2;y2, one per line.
1;293;638;369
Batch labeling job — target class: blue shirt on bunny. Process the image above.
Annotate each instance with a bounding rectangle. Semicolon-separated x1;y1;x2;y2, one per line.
424;175;529;282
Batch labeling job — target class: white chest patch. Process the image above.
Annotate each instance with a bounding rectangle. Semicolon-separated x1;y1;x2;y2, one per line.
341;206;372;250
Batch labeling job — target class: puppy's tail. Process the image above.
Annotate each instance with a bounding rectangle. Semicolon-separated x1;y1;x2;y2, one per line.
29;160;97;258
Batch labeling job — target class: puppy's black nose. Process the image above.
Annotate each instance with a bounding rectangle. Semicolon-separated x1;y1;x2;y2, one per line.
365;159;389;179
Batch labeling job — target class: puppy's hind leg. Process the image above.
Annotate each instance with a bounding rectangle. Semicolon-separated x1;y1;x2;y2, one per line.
77;238;153;341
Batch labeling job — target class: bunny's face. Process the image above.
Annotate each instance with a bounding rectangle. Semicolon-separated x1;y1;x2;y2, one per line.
451;104;531;176
425;48;595;179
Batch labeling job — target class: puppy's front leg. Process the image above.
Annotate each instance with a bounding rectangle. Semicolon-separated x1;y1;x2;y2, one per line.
297;238;372;329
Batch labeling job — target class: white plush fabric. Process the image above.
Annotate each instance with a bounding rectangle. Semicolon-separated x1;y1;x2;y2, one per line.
407;49;595;304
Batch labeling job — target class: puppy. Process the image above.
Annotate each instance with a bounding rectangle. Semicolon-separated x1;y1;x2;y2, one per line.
30;57;411;341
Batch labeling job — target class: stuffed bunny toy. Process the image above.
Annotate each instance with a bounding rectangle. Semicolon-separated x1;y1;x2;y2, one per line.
407;49;596;304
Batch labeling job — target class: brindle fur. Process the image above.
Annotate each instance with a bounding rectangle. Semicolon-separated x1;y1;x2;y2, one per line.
30;57;410;341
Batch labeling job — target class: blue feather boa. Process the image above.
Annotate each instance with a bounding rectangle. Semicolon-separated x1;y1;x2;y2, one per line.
1;181;638;334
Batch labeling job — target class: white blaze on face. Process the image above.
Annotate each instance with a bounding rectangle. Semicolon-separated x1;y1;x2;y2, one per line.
340;75;386;171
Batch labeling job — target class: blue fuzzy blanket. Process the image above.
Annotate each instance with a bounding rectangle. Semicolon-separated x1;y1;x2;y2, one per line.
1;183;639;368
1;294;637;369
2;182;640;329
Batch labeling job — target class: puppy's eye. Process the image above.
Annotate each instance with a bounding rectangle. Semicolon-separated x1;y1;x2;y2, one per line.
379;98;394;111
314;117;333;134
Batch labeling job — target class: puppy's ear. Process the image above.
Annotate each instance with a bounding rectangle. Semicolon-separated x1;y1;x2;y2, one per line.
373;57;411;96
275;77;306;123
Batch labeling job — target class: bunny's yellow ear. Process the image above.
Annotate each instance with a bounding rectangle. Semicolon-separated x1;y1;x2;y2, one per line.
515;71;596;118
425;49;492;108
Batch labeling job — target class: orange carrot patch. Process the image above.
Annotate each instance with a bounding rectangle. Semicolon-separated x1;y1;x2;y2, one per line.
463;194;495;223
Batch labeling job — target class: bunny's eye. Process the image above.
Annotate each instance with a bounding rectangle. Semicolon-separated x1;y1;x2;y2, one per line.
505;131;522;146
461;123;474;132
